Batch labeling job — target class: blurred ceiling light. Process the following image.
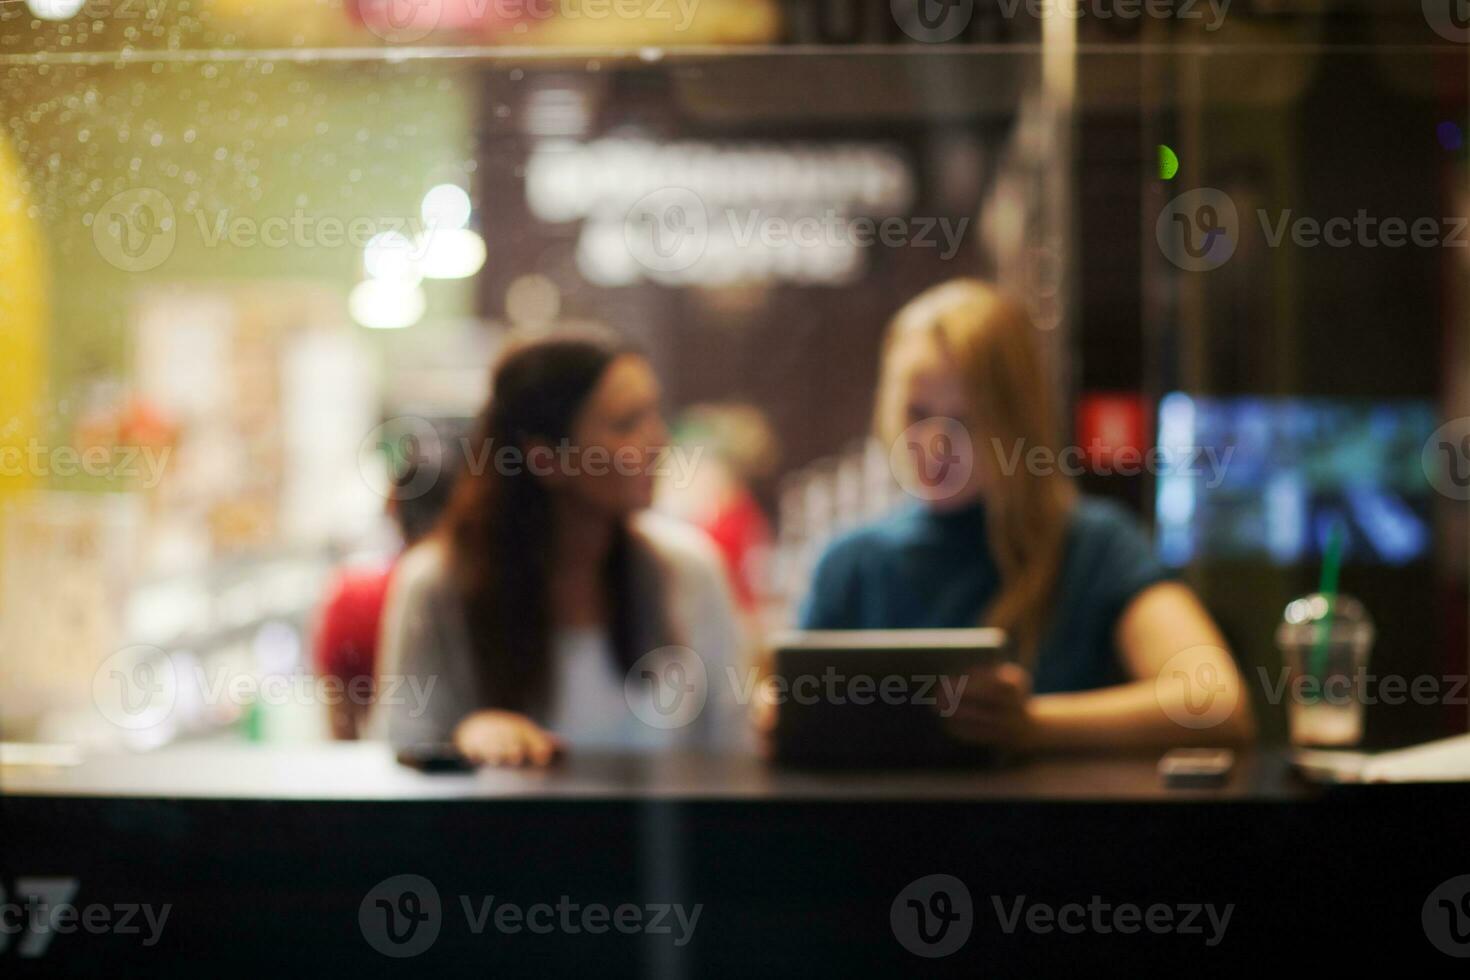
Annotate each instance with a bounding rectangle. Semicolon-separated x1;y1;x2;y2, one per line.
505;274;561;329
363;230;420;284
421;183;473;231
416;228;486;280
27;0;85;20
576;222;640;287
349;279;425;330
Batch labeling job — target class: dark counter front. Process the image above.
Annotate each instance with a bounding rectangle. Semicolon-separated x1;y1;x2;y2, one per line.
1;744;1465;975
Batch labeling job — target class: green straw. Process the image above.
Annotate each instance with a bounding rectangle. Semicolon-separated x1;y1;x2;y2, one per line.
1308;521;1345;694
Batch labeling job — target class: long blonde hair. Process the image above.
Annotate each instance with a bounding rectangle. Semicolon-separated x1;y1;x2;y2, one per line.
876;278;1076;663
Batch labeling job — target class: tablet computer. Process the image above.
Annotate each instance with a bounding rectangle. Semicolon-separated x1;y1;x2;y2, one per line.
768;628;1012;769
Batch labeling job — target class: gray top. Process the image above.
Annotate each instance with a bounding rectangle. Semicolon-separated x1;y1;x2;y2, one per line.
372;511;752;753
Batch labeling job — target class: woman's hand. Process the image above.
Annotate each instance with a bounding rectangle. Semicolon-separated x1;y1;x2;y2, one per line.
751;675;779;761
939;663;1036;751
452;710;563;767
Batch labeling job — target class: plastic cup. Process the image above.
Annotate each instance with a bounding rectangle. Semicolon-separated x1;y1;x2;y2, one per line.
1275;593;1375;747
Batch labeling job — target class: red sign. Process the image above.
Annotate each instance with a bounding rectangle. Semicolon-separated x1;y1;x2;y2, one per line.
1075;393;1149;472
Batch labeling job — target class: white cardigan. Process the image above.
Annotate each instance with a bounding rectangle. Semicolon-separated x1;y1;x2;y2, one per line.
370;512;751;753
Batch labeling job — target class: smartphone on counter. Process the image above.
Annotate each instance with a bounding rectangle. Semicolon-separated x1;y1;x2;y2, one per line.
395;744;477;773
1158;748;1235;788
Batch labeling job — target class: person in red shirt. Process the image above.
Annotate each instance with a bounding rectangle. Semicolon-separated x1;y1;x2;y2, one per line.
315;446;455;739
661;404;777;617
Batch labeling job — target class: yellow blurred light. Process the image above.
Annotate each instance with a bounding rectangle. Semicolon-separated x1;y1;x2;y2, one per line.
0;131;48;501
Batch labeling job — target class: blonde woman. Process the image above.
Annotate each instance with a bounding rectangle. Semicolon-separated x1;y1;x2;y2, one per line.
798;279;1254;752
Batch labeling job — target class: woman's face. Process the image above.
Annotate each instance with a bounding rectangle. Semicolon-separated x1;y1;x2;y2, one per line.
549;354;669;518
888;330;988;510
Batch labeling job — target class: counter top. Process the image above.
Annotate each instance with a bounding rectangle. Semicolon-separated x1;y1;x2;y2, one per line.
7;741;1462;975
2;740;1310;802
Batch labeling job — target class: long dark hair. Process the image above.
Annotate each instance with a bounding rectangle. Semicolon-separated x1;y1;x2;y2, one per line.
439;334;669;714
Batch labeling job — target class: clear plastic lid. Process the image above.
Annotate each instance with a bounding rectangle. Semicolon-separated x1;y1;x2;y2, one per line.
1275;593;1375;650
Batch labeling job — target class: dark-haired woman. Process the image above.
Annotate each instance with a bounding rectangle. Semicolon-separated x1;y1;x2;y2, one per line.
375;335;748;765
